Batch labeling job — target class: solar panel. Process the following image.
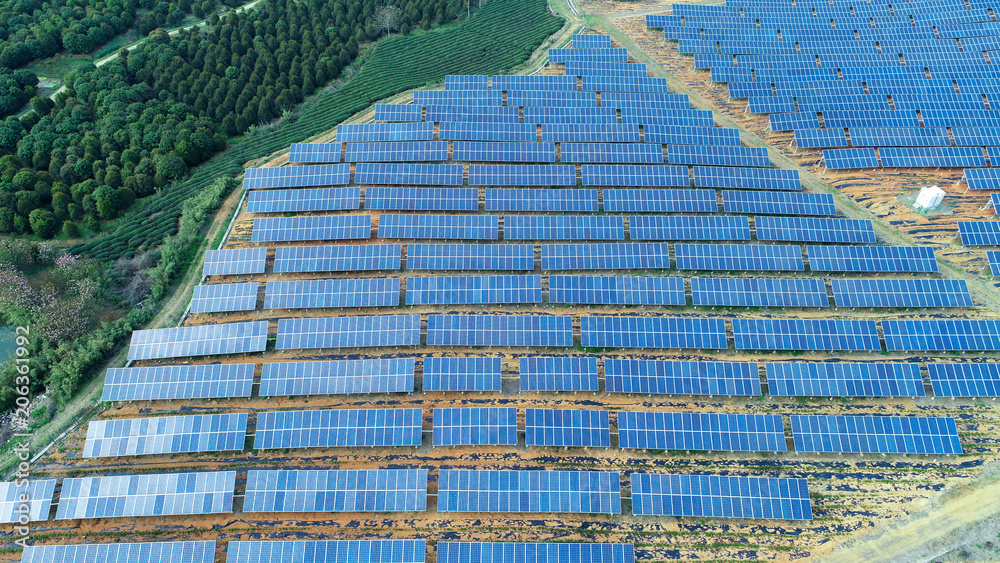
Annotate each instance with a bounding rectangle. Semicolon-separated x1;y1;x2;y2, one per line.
427;314;573;346
436;542;635;563
524;107;617;124
439;122;536;142
355;163;464;185
0;480;54;523
243;469;427;512
264;278;399;309
337;122;434;142
203;247;267;276
822;148;880;170
958;221;1000;246
254;408;422;449
790;415;962;454
468;165;577;186
573;34;614;48
493;74;578;90
989;250;1000;276
693;166;802;191
373;104;423;122
504;215;624;240
423;357;501;391
127;321;268;361
643;126;742;146
248;187;360;213
604;360;761;396
880;147;987;168
603;189;716;213
541;243;671;270
525;408;610;447
548;275;685;305
433;407;517;446
251;215;371;242
675;244;805;271
631;216;751;241
406;244;533;270
226;540;425;563
101;364;255;401
581;316;727;349
964;168;1000;190
189;282;258;313
407;275;541;304
55;471;235;519
561;143;664;164
243;164;351;189
437;470;621;513
366;187;479;211
928;363;1000;397
549;47;629;63
507;91;598;107
453;142;556;163
807;245;939;272
486;189;598;212
794;128;849;149
668;145;770;167
82;413;247;458
722;191;837;216
882;320;1000;351
413;89;502;105
581;165;690;187
259;358;415;396
344;142;448;162
273;244;401;273
378;214;498;240
619;412;786;452
755;216;877;243
733;319;880;351
519;356;599;391
427;105;520;123
631;473;813;520
766;362;924;397
601;93;690;109
832;278;973;308
691;277;829;307
276;315;419;349
541;124;641;143
21;542;217;563
621;107;713;126
446;75;488;89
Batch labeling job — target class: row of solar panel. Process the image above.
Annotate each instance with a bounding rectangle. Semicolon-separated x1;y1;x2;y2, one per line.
823;147;999;169
795;128;1000;150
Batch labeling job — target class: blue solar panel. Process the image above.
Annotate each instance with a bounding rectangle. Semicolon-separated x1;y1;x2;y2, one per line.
355;163;463;185
755;216;877;243
524;106;617;123
406;244;533;270
959;221;1000;246
428;105;521;123
494;75;578;90
549;275;685;305
807;245;939;272
832;278;973;308
693;166;802;191
252;215;371;242
733;319;881;351
791;415;962;454
413;89;502;105
102;364;254;401
436;542;635;563
549;47;628;63
631;216;751;241
486;189;598;212
644;125;742;146
427;315;573;347
605;360;761;396
127;321;268;361
767;362;924;397
373;104;423;122
439;122;536;142
823;148;880;170
504;215;624;240
525;408;610;447
406;275;541;304
227;540;425;563
631;473;812;520
581;316;727;349
0;480;54;523
675;244;805;271
669;145;770;167
243;164;351;189
446;75;488;89
21;542;217;563
581;165;689;187
264;278;399;309
423;357;501;391
849;128;951;148
881;147;987;168
794;128;849;149
433;408;517;446
572;34;614;48
365;187;479;211
259;358;415;396
561;143;664;164
883;320;1000;351
621;108;714;127
254;408;422;449
248;187;360;213
83;413;247;457
437;470;621;513
245;469;427;513
190;282;258;313
722;191;837;216
928;363;1000;397
989;250;1000;276
203;247;267;276
274;244;401;273
276;315;420;349
601;93;690;109
469;165;577;186
542;124;641;143
378;214;498;240
964;168;1000;190
56;471;235;519
519;356;599;391
453;142;556;163
692;277;828;307
337;122;434;142
604;189;717;213
619;412;786;452
541;243;671;270
344;142;448;162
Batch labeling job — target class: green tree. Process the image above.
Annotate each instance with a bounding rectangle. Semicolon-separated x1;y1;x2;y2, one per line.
28;208;58;238
62;220;80;238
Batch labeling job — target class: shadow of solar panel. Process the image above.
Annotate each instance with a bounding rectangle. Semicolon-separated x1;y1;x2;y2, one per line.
605;359;760;395
822;148;880;169
541;243;671;270
276;315;419;349
379;214;498;240
453;142;557;163
439;122;536;141
433;407;517;446
791;415;962;454
691;277;828;307
755;216;876;243
21;541;217;563
832;278;973;308
366;187;479;211
519;356;599;391
446;75;488;89
549;47;629;62
248;187;361;213
227;540;426;563
406;275;541;304
83;413;247;458
929;363;1000;397
525;408;610;447
190;282;258;313
958;221;1000;245
494;75;578;90
549;275;685;305
337;122;434;142
203;248;267;276
102;364;254;401
127;321;268;361
807;245;938;272
265;278;399;309
469;165;577;186
413;90;502;105
406;244;533;270
344;141;449;162
581;316;727;349
722;190;836;216
438;470;621;513
734;318;880;351
964;168;1000;190
604;189;716;213
561;143;665;164
504;215;624;240
243;164;351;189
252;215;371;242
254;408;422;449
882;319;1000;351
427;314;573;347
631;215;751;241
542;124;641;143
259;358;415;396
766;362;924;397
675;244;805;271
581;165;689;187
55;471;235;519
274;244;401;273
524;107;617;123
643;125;741;146
486;189;598;212
373;104;423;122
619;412;786;452
244;469;427;512
668;145;770;167
0;480;54;523
427;105;521;123
631;473;812;520
355;163;464;185
423;357;501;391
693;166;801;190
437;542;635;563
288;143;342;164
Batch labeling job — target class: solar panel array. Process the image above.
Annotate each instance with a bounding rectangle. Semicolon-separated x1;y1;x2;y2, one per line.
767;362;925;397
519;356;599;391
243;164;350;189
433;408;518;446
603;189;717;213
190;282;258;313
928;363;1000;397
548;275;685;305
406;275;542;304
631;473;812;520
127;321;268;361
56;471;235;519
0;480;54;523
733;319;880;351
692;277;828;307
21;542;217;563
882;320;1000;351
274;244;402;272
486;189;598;212
227;540;426;563
252;215;371;243
276;315;420;349
423;356;502;391
254;408;423;449
541;243;671;270
791;415;962;454
203;247;266;276
264;278;400;309
675;244;805;271
524;408;611;447
407;244;534;270
605;360;761;396
832;279;973;308
427;315;573;347
618;412;786;452
504;215;624;240
437;470;622;514
721;191;836;216
102;364;255;401
436;542;635;563
247;187;360;213
259;358;415;396
243;469;427;512
83;413;248;458
581;316;727;349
